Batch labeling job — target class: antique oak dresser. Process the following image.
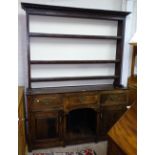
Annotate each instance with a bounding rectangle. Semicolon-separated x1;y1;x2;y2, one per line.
21;3;130;151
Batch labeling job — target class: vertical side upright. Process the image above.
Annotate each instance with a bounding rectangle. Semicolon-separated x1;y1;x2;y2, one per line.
26;12;31;88
113;19;126;87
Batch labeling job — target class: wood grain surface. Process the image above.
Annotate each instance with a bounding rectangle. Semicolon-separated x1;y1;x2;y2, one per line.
108;103;137;155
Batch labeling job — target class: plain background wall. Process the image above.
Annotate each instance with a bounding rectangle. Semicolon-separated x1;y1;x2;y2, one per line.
18;0;137;88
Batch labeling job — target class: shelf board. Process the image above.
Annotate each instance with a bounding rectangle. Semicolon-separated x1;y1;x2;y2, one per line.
31;76;119;82
26;84;117;95
29;33;122;40
22;3;130;21
30;60;120;64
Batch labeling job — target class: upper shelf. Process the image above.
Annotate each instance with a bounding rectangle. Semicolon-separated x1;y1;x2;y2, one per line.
21;3;130;21
29;33;122;40
30;60;120;64
31;75;119;82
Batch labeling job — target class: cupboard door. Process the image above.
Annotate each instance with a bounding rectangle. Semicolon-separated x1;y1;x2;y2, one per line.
99;105;126;138
30;110;62;148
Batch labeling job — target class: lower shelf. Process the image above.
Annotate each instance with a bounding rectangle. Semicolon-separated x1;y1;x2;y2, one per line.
66;128;96;140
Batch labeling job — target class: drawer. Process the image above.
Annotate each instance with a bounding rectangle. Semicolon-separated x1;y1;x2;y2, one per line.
31;95;63;111
64;93;99;112
68;93;99;104
101;90;128;106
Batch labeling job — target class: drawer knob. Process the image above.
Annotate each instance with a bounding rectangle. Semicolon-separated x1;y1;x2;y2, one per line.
126;105;131;109
36;99;40;103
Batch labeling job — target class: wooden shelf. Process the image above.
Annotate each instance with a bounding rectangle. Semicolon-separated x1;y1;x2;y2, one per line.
26;84;115;95
21;2;130;88
31;75;119;82
30;60;120;64
29;33;122;40
22;3;130;21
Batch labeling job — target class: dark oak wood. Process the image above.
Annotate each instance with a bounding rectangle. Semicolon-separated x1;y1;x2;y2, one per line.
30;110;64;150
22;2;130;88
114;20;126;86
63;93;100;113
21;3;130;21
31;75;119;82
128;76;137;106
30;94;63;112
26;84;115;95
26;13;31;88
27;87;128;151
30;60;120;64
107;137;125;155
100;106;127;139
21;3;130;151
29;33;122;40
99;90;128;140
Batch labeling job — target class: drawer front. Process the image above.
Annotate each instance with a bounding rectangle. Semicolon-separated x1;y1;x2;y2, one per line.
31;95;63;111
64;93;99;112
68;94;98;104
101;90;128;106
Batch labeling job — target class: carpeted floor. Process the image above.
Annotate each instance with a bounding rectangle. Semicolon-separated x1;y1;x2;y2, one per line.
27;141;108;155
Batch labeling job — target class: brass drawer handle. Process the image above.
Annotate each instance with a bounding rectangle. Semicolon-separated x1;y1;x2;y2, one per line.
126;105;131;109
35;99;49;104
35;98;57;105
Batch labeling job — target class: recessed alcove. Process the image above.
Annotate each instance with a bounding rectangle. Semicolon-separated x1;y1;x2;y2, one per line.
66;108;97;139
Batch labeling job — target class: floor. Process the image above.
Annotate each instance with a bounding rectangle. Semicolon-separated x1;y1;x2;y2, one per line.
27;141;108;155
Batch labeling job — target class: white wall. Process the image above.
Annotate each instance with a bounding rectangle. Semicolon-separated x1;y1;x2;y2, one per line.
122;0;137;85
20;0;123;10
18;0;137;88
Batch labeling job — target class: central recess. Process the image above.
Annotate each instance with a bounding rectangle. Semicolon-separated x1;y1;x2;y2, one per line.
66;108;97;139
